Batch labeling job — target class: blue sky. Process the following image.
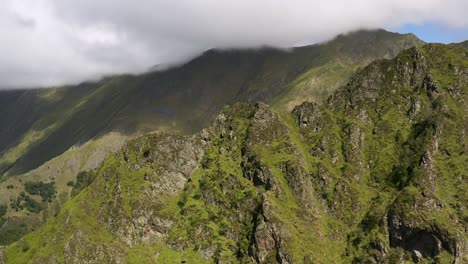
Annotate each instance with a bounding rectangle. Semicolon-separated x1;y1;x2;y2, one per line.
395;23;468;44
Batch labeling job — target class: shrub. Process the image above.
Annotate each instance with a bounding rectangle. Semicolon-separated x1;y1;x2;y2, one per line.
389;118;435;189
9;195;42;213
0;204;7;218
71;171;94;197
24;181;56;202
20;240;30;252
23;196;42;213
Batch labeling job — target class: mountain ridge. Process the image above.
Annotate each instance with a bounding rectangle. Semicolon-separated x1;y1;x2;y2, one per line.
0;29;423;179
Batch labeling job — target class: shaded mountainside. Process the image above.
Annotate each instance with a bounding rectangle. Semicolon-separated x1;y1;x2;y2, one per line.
0;29;422;179
2;43;466;263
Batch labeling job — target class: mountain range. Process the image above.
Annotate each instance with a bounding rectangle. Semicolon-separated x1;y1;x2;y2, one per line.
0;29;466;263
0;30;424;245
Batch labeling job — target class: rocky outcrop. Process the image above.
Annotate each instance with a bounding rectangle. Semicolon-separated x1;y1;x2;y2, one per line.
63;229;126;264
294;44;468;263
250;194;291;264
96;132;205;246
242;154;284;198
0;247;5;264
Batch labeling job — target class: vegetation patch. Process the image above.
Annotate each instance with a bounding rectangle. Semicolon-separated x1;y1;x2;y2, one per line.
0;204;6;218
71;171;94;197
10;192;43;213
24;181;56;202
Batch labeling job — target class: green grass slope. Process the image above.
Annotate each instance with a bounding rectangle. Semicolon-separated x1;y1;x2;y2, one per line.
3;43;466;263
0;132;129;245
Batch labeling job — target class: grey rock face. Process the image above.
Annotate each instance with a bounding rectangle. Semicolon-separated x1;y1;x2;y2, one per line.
95;132;206;247
250;195;291;264
0;248;5;264
242;154;284;199
292;102;323;131
63;229;126;264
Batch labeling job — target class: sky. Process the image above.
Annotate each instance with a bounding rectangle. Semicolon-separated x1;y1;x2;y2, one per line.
395;23;468;43
1;0;468;89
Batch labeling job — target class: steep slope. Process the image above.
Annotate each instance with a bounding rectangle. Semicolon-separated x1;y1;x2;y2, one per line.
2;43;466;263
0;82;103;179
271;29;423;111
0;132;129;245
0;29;422;179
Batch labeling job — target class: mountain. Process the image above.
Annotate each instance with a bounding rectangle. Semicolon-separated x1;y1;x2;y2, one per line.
2;43;466;263
0;29;422;180
0;30;423;245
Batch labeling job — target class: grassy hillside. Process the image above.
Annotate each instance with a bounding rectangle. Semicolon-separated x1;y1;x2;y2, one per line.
0;83;102;179
0;29;422;180
3;43;466;263
0;132;129;245
271;29;423;111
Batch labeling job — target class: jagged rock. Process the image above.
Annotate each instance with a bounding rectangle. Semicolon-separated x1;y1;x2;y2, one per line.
215;113;227;129
292;102;323;130
201;244;218;260
0;248;5;264
283;161;315;210
242;155;284;199
387;207;453;261
408;97;422;117
250;194;292;264
95;133;206;247
63;229;126;264
200;128;212;143
246;103;288;146
412;249;423;263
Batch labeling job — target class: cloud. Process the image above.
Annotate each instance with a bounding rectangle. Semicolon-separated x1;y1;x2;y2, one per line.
0;0;467;89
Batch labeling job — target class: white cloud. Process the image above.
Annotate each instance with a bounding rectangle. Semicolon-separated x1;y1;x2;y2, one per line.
0;0;467;88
